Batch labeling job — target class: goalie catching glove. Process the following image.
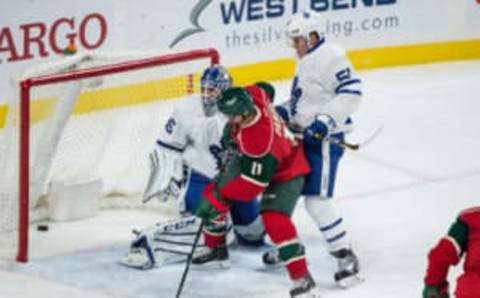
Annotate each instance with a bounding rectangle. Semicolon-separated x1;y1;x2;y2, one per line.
143;143;189;203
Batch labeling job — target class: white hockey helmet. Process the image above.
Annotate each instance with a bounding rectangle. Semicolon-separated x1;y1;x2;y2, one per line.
286;11;323;45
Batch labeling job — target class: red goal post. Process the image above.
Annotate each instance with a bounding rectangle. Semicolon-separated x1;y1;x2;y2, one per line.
15;48;220;262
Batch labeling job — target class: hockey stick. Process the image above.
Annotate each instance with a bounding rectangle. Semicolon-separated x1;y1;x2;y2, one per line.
315;125;383;151
175;219;204;298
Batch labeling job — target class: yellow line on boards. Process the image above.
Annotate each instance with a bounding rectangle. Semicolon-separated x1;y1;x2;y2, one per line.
1;39;479;129
349;39;480;70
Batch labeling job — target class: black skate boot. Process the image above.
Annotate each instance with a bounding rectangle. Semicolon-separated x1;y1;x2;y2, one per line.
262;248;282;267
263;244;305;268
192;244;230;269
331;248;363;288
290;272;321;298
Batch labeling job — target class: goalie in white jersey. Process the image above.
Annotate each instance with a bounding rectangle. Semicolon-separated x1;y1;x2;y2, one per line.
271;11;362;287
120;66;265;270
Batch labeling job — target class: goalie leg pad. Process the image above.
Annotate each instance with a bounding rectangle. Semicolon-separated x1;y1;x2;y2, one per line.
233;216;265;247
230;199;265;246
119;234;156;270
230;198;260;226
143;144;185;203
121;216;203;270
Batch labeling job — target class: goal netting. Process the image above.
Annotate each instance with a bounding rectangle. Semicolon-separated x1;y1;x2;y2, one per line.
0;48;219;262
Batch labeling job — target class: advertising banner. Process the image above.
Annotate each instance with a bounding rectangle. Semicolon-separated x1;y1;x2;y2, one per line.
1;0;480;106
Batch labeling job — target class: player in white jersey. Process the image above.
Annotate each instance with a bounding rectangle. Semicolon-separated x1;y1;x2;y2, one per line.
120;66;265;270
271;11;362;287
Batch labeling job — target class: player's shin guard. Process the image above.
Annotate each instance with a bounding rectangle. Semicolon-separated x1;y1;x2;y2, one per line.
262;211;308;280
203;214;228;248
193;214;230;269
304;197;350;252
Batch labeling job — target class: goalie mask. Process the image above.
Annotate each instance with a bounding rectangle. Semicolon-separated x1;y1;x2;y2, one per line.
200;65;232;117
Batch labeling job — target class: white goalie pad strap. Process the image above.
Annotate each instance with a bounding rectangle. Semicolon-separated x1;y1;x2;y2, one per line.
143;142;185;203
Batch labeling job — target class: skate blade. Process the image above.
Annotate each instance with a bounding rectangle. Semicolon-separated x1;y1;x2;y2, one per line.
191;259;230;270
263;262;283;270
336;274;365;289
293;288;322;298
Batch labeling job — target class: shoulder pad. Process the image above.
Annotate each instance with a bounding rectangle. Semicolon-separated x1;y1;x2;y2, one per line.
460;206;480;216
328;43;347;56
459;206;480;227
238;108;273;158
245;85;269;109
171;101;200;121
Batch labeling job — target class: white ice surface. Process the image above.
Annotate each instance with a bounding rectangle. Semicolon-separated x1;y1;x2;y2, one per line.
1;60;480;298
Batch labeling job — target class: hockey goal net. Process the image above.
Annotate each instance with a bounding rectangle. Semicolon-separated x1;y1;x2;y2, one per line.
0;48;219;262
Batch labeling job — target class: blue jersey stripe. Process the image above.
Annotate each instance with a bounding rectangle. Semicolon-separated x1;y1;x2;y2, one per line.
337;89;362;96
156;139;186;153
335;79;361;94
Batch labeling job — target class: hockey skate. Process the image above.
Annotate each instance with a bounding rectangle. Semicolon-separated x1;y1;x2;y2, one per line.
262;244;305;268
191;244;230;269
262;247;282;268
290;272;321;298
331;248;363;288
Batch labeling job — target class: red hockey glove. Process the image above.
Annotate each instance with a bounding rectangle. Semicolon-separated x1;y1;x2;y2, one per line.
196;199;222;222
195;183;231;222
